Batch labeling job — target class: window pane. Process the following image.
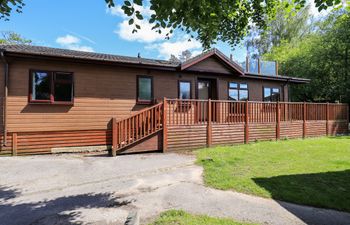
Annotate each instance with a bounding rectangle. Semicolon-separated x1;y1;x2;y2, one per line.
229;82;238;89
271;92;280;102
272;88;280;93
264;88;271;101
138;77;152;101
239;90;248;101
54;73;73;102
229;89;239;101
179;82;191;99
240;83;248;89
32;71;50;100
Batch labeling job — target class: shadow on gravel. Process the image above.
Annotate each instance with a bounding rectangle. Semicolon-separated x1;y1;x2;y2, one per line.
0;186;132;225
253;170;350;224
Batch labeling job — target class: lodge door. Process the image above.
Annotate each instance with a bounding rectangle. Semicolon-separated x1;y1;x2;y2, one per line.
197;78;217;100
196;78;217;123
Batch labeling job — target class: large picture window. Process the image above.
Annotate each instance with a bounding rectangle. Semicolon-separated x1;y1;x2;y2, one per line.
228;82;248;101
29;70;74;104
178;81;191;99
263;87;280;102
137;76;153;104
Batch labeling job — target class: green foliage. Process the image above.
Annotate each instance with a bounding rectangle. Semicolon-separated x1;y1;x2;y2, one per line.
0;0;347;49
245;0;312;56
0;31;32;45
264;11;350;102
197;136;350;212
104;0;346;49
0;0;24;21
149;210;255;225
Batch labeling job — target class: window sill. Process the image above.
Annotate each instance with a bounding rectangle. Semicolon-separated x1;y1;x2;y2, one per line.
28;101;74;106
136;100;153;105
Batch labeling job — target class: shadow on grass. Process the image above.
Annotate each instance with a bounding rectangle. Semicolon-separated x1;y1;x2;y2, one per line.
0;186;132;225
253;170;350;224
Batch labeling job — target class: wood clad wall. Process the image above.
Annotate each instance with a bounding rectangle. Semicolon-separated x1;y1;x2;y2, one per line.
166;120;348;151
280;121;303;139
6;58;290;133
167;125;207;151
249;123;276;141
1;57;292;155
212;124;245;145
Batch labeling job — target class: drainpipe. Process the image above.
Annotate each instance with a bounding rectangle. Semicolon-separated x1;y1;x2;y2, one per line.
0;50;8;146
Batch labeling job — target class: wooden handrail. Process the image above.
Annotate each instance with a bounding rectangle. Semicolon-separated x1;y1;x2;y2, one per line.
112;102;164;155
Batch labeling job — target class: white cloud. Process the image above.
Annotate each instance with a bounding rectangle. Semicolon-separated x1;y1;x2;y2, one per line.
56;34;94;52
108;4;170;43
107;4;153;18
56;35;80;45
146;37;202;59
116;19;171;43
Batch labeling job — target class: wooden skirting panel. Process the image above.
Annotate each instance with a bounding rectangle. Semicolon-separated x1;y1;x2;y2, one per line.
280;121;303;139
306;121;327;137
167;125;207;151
249;123;276;142
328;120;348;135
212;124;245;146
0;120;348;156
120;131;163;154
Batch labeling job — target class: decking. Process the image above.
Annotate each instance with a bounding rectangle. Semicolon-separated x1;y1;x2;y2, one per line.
111;99;349;155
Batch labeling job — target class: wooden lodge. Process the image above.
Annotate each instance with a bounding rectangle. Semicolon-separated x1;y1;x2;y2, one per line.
0;45;348;156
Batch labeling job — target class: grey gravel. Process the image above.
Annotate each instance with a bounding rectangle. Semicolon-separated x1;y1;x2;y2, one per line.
0;153;349;225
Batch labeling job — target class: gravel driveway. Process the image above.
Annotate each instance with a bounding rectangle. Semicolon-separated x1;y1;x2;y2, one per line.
0;153;349;225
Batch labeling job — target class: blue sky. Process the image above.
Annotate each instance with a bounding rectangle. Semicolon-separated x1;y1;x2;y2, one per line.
1;0;247;62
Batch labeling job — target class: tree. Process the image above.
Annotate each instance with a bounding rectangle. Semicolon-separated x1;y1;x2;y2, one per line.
179;50;192;62
0;0;24;21
1;0;346;48
105;0;346;49
169;54;180;63
264;10;350;103
245;1;313;56
0;31;32;45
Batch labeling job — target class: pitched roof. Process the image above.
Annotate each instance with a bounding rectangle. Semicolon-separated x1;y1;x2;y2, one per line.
0;44;179;68
0;44;309;83
181;48;244;75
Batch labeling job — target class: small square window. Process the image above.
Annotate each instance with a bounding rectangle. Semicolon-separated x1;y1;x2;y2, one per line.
137;76;153;104
179;81;191;99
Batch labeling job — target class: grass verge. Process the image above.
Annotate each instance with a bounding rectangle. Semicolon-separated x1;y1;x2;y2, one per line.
196;136;350;212
149;210;255;225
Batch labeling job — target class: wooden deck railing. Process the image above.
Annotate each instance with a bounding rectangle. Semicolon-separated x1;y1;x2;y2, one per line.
111;98;348;155
165;99;348;125
111;102;163;156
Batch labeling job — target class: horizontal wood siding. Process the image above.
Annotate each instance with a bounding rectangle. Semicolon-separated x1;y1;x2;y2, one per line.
280;121;303;139
249;123;276;142
14;129;110;155
328;121;348;135
121;131;162;154
212;124;245;145
306;121;327;137
167;125;207;151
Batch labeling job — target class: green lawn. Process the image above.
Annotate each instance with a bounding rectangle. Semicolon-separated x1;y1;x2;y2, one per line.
149;210;254;225
196;136;350;212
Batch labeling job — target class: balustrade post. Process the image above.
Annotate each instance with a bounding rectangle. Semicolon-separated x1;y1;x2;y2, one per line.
112;118;117;157
326;103;329;136
207;99;212;147
276;102;280;140
303;102;306;138
245;100;249;143
163;97;168;152
12;133;17;156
